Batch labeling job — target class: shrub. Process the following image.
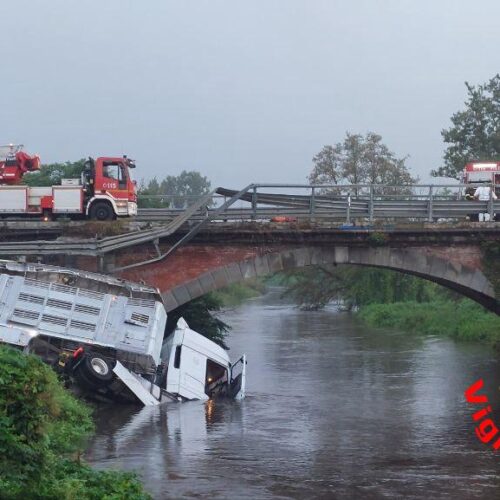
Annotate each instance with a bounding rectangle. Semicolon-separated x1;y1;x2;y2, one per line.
0;345;151;499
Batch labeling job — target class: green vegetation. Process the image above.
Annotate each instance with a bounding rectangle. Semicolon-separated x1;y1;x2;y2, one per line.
279;265;500;347
23;159;86;186
138;170;212;208
281;266;446;310
166;293;231;349
309;132;416;190
0;345;151;500
432;74;500;180
168;281;267;348
212;280;266;307
359;300;500;348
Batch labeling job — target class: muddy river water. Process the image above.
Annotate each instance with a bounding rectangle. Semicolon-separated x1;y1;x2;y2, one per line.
87;291;500;499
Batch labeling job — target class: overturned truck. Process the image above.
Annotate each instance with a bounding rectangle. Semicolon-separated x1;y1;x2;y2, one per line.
0;260;246;405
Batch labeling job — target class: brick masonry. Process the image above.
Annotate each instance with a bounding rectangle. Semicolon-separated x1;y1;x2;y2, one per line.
104;242;498;314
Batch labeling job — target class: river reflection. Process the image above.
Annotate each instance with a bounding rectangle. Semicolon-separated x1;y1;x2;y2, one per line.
86;290;500;499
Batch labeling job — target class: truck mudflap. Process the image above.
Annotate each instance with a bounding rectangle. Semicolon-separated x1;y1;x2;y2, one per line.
229;354;247;400
113;361;161;406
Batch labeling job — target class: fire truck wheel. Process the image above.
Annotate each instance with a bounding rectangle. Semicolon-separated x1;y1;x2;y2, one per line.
90;201;114;221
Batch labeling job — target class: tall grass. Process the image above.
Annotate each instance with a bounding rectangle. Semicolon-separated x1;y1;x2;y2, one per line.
212;279;266;307
358;300;500;348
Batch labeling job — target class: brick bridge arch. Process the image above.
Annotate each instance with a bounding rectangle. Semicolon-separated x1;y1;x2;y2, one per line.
118;245;498;314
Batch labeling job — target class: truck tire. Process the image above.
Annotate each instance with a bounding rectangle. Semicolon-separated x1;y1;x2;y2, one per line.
74;353;114;388
89;201;114;221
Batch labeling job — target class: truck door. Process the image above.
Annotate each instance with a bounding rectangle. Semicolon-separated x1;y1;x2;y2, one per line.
101;162;127;191
166;343;209;400
494;174;500;196
229;354;246;400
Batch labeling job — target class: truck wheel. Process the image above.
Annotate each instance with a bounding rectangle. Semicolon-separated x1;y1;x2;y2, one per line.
74;353;114;388
90;201;114;221
86;355;113;381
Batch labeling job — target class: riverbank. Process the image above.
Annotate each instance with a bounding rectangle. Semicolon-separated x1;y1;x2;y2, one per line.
0;346;150;499
212;279;266;307
216;279;500;350
358;299;500;348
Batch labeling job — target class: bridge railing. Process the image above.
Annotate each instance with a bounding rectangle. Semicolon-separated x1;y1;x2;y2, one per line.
137;183;500;223
1;183;499;261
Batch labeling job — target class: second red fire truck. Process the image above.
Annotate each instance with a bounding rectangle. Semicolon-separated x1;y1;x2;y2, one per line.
0;144;138;220
463;161;500;196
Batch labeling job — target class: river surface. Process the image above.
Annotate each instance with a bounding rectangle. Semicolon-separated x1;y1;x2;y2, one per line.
86;290;500;499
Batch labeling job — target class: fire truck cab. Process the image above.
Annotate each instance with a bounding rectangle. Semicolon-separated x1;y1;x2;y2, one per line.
0;145;137;220
81;156;138;220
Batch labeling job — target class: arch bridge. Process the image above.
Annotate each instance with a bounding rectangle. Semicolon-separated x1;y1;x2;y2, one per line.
30;226;492;315
0;183;499;314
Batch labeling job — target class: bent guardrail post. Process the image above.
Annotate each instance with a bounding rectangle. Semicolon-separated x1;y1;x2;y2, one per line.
489;183;495;221
251;186;257;220
428;185;434;222
310;186;316;220
112;184;255;273
369;185;374;224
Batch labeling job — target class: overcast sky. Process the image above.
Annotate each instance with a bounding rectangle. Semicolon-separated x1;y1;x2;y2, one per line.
2;0;499;187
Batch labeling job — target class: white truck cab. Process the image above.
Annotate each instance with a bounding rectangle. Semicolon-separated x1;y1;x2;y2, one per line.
162;318;246;401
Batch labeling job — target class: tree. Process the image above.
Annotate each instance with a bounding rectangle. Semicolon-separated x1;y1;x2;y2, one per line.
278;136;421;311
309;132;415;193
432;74;500;179
281;265;452;311
310;145;342;185
138;170;212;209
137;177;168;208
23;159;86;187
165;294;231;350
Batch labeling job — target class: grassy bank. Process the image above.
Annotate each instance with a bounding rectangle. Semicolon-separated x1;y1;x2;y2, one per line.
358;300;500;348
212;279;266;307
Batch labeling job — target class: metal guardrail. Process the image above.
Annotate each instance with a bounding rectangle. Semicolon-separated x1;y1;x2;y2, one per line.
0;190;216;256
113;184;255;272
136;183;500;223
0;183;499;260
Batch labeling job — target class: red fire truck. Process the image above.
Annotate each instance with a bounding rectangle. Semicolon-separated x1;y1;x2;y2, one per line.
0;145;137;220
463;161;500;196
